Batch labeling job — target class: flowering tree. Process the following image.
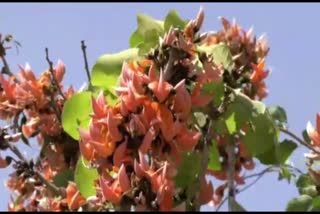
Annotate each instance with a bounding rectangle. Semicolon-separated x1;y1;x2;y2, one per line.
0;8;319;211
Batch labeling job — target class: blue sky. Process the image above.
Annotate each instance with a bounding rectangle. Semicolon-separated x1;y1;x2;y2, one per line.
1;3;320;211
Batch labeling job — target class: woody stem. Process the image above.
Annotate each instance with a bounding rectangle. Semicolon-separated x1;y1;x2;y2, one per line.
226;137;236;211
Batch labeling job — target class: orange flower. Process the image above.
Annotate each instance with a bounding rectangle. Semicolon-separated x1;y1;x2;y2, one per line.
175;125;201;151
250;59;269;84
148;71;173;103
22;117;40;138
113;140;133;167
66;182;86;211
173;79;191;120
152;102;181;142
307;113;320;147
99;164;130;204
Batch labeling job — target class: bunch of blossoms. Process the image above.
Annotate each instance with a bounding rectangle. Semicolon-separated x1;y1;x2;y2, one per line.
78;8;271;211
0;34;82;211
200;16;271;201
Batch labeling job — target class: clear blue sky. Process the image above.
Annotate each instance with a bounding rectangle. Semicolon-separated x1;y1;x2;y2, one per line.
1;3;320;211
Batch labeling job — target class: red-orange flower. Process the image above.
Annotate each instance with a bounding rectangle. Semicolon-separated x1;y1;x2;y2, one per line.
66;182;86;210
99;164;130;204
307;113;320;147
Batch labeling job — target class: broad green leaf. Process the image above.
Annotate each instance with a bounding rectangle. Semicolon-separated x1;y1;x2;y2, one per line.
255;146;278;165
208;140;221;171
201;81;225;107
91;48;139;94
296;174;314;188
53;170;74;187
129;30;144;48
137;29;160;55
129;13;164;49
223;90;266;135
164;10;188;31
277;139;297;164
230;200;247;212
62;92;92;140
197;43;234;72
174;152;201;189
136;14;164;37
74;156;99;198
242;114;277;156
311;196;320;211
267;106;287;126
286;195;313;211
194;112;207;128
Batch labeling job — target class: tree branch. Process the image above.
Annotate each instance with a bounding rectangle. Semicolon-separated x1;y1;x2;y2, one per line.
226;137;236;211
81;40;91;83
45;48;66;100
279;127;320;155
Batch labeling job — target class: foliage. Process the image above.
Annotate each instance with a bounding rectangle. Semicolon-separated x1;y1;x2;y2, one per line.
0;7;318;212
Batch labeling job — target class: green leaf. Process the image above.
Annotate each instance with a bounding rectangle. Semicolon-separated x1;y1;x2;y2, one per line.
201;81;225;107
277;139;297;164
193;112;207;128
311;196;320;211
296;174;314;188
53;170;74;187
278;167;292;183
212;117;228;135
197;43;234;72
164;10;188;32
91;48;139;94
225;112;237;135
174;152;201;189
286;195;313;211
129;13;164;49
129;30;144;48
242;114;277;156
208;140;221;171
223;91;266;134
137;29;160;55
230;200;247;211
267;106;287;126
62;92;92;140
136;13;164;37
74;156;99;198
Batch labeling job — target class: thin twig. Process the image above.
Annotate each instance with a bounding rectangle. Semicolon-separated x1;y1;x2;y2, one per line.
279;127;320;155
215;196;228;212
45;48;66;100
81;40;91;83
243;166;275;180
284;164;304;175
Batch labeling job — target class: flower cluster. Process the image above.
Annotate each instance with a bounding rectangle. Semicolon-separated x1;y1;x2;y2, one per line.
0;45;79;211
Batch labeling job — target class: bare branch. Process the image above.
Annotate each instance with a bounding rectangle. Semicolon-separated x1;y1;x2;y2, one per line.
81;40;91;83
45;48;66;100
